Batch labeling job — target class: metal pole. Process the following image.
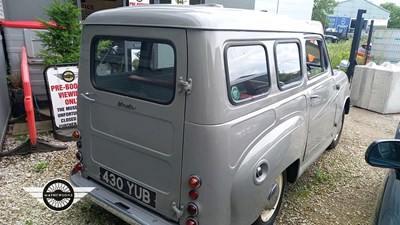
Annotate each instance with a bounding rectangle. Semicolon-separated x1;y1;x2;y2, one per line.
347;9;367;80
364;20;374;64
276;0;280;14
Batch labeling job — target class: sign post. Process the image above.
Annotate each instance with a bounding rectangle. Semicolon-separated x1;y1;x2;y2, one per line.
44;64;79;141
0;47;67;157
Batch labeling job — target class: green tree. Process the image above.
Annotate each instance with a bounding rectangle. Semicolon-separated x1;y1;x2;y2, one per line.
380;2;400;28
312;0;338;29
37;0;81;66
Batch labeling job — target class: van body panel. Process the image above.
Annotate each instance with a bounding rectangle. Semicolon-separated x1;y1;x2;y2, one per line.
77;25;187;220
305;72;337;158
180;94;308;225
185;30;306;125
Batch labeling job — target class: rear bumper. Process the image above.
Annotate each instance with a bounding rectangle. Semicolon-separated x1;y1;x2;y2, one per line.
70;173;177;225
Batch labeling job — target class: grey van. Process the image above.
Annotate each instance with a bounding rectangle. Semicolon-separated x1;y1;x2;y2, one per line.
71;5;350;225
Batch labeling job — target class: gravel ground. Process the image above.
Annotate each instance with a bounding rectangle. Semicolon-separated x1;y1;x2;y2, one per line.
1;106;399;225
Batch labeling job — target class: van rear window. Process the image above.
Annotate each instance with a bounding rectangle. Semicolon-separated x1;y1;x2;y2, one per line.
92;37;175;104
225;45;270;104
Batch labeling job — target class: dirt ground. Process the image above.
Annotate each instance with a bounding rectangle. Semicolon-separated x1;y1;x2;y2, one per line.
1;106;399;225
276;106;400;225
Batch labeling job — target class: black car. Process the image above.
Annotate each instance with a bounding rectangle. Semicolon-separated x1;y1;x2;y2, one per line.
365;123;400;225
324;34;339;43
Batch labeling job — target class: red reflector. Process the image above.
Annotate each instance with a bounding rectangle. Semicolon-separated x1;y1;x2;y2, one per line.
188;175;201;189
74;162;84;171
189;190;198;200
72;130;80;139
187;203;198;216
71;162;84;175
186;217;198;225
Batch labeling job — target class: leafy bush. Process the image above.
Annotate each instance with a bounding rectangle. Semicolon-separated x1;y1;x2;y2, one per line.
37;0;81;67
326;40;351;69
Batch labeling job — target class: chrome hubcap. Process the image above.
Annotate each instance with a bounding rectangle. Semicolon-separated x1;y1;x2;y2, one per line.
260;173;283;222
334;115;343;141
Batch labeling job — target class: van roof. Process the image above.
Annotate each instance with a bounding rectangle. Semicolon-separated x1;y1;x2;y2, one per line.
84;5;323;34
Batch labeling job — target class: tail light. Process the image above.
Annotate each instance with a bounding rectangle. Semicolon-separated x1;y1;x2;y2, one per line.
187;203;199;216
186;175;201;223
76;140;82;148
71;162;84;175
75;151;82;161
72;130;80;139
188;175;201;189
186;217;198;225
189;190;198;200
72;130;84;175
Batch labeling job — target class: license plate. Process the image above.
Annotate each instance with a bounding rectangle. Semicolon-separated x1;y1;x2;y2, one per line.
100;167;156;208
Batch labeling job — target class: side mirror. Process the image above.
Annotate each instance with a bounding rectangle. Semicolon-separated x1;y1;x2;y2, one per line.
365;140;400;169
338;59;350;70
396;123;400;139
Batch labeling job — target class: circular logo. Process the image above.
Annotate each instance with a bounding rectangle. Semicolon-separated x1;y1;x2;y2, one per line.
231;86;240;101
42;179;75;211
62;71;75;83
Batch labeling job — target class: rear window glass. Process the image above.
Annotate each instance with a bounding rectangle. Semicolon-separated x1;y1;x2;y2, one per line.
92;37;175;104
275;42;302;90
226;45;270;104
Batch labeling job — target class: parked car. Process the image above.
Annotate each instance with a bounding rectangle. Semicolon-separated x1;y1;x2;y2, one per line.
71;5;351;225
324;34;339;43
365;122;400;225
357;44;372;64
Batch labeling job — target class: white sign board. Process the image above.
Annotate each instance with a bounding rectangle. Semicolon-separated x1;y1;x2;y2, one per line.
45;65;79;129
129;0;150;6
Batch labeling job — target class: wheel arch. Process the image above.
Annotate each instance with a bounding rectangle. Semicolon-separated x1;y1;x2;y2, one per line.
286;159;300;183
344;97;350;114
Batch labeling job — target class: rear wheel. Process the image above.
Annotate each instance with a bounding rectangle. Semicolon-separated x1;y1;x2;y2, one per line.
328;111;345;150
253;172;286;225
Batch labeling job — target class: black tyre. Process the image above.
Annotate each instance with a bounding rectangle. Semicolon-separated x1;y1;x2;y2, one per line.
328;111;345;150
253;171;286;225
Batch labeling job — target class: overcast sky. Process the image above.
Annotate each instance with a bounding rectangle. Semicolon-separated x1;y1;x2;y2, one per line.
363;0;399;6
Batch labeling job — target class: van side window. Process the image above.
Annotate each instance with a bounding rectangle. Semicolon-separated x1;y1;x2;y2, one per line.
226;45;269;103
275;42;302;90
305;39;328;79
92;37;175;104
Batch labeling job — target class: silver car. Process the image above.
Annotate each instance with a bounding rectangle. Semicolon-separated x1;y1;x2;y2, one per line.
71;5;350;225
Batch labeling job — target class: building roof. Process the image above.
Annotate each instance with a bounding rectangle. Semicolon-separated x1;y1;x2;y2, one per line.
333;0;390;20
84;5;323;35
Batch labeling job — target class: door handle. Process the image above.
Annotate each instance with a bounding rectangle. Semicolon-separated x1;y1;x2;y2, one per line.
80;92;95;102
310;95;319;99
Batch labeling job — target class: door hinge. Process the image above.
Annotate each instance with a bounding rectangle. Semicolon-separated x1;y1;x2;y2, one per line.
171;202;184;220
178;76;192;95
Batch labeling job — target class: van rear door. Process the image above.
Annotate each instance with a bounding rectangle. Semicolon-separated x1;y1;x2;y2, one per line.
78;26;187;220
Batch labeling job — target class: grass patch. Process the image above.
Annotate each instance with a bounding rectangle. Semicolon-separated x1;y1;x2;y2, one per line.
35;161;49;173
327;37;371;69
314;168;329;183
15;134;28;142
295;187;311;198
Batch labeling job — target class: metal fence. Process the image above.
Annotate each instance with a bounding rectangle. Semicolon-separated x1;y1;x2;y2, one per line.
372;29;400;64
